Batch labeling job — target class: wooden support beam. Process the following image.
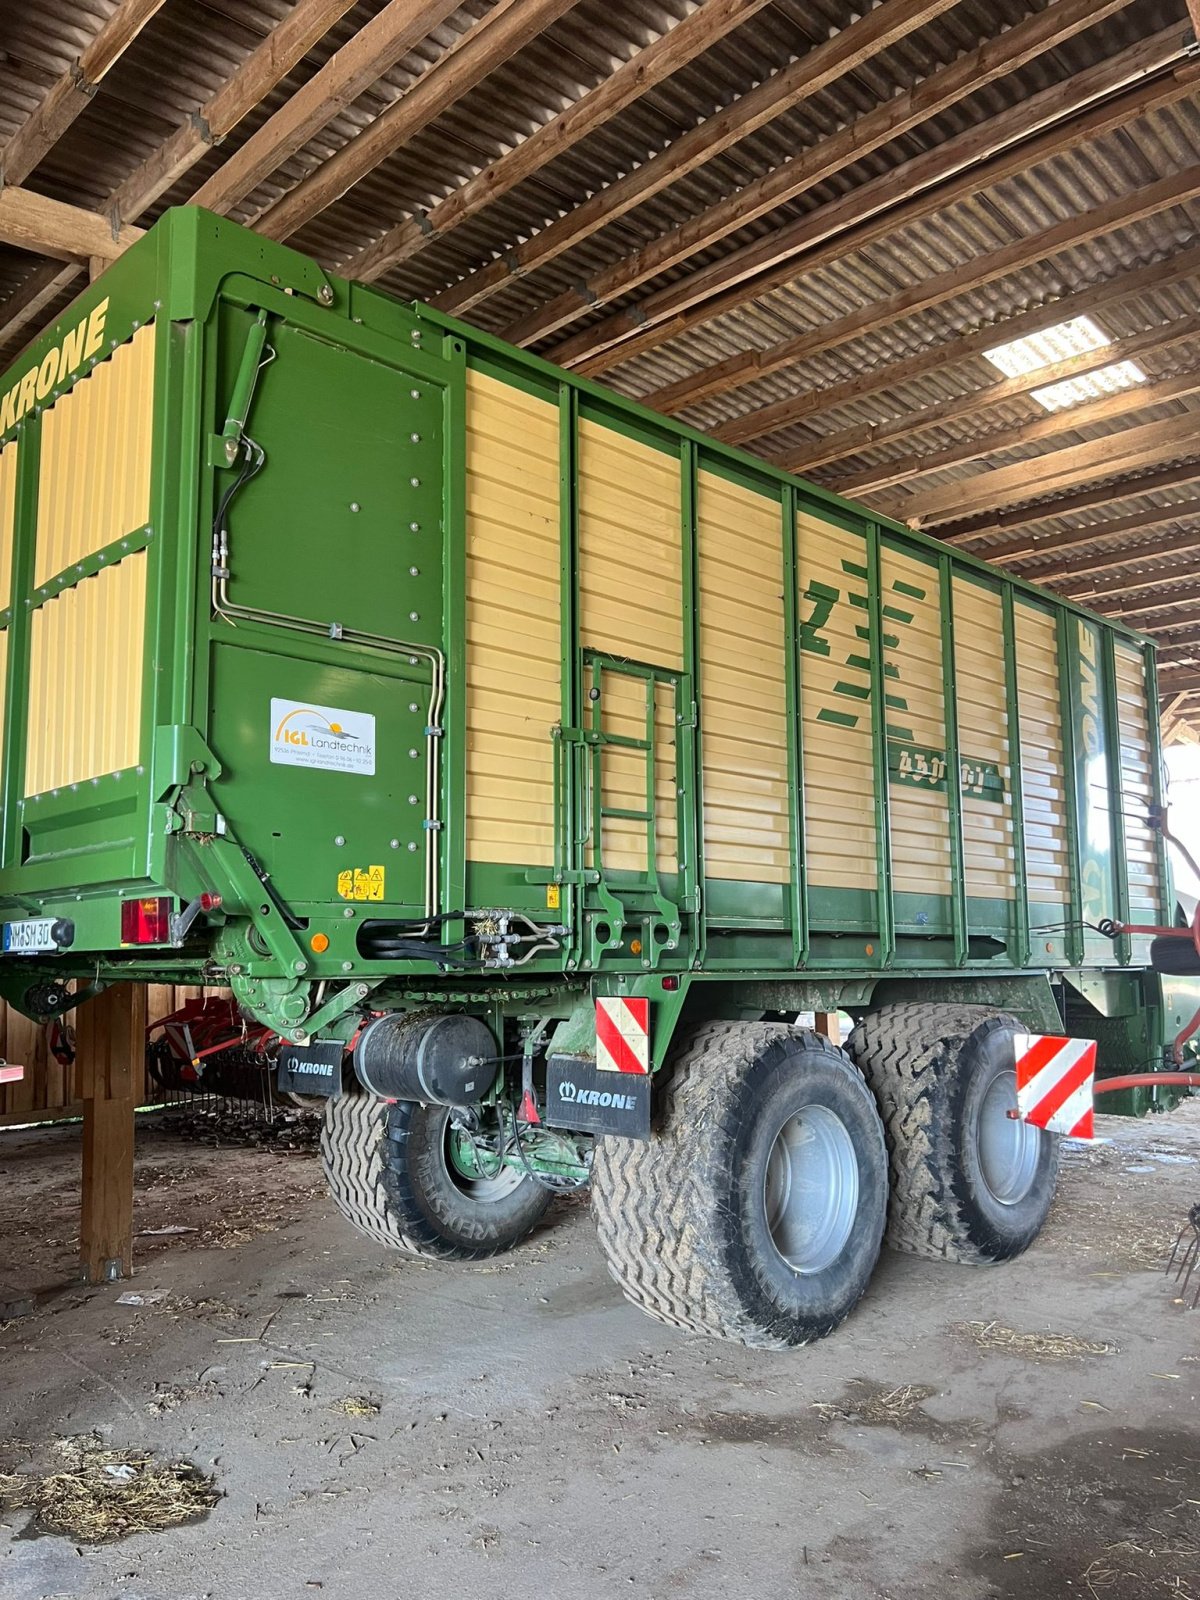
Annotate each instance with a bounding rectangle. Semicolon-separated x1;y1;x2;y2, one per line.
939;461;1200;544
431;0;961;317
1017;525;1200;583
1096;578;1200;618
528;2;1163;357
1157;668;1200;693
945;496;1200;564
832;368;1200;498
256;0;580;243
0;0;168;187
777;317;1200;475
717;245;1200;450
111;0;359;221
1057;553;1200;600
0;0;354;352
571;40;1199;375
0;187;144;264
642;109;1200;416
882;413;1200;525
344;0;780;283
76;984;145;1285
813;1012;840;1042
192;0;464;217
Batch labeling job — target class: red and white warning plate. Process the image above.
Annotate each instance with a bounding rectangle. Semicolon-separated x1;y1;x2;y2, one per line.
595;997;650;1075
1013;1033;1097;1140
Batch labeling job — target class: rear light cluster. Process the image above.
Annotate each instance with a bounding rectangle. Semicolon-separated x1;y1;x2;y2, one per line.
121;896;173;945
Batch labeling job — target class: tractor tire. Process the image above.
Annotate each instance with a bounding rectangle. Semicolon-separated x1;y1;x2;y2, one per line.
320;1091;550;1261
1149;935;1200;977
591;1022;888;1349
848;1003;1060;1265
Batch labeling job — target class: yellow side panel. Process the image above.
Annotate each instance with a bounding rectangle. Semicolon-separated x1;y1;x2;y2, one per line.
797;513;876;892
1015;603;1069;907
464;371;560;867
26;551;146;796
578;418;683;669
596;668;678;875
35;322;155;587
578;419;681;874
883;547;950;899
0;439;18;612
953;579;1015;900
1114;641;1161;922
697;471;788;884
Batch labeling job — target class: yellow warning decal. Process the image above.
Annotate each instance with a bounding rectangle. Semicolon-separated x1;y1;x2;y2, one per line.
337;865;385;902
545;884;561;911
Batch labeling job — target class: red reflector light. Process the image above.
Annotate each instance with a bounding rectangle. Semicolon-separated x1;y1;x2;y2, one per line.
661;976;680;991
121;896;172;945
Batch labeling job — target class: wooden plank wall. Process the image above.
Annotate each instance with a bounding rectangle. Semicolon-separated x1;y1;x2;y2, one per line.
0;984;222;1127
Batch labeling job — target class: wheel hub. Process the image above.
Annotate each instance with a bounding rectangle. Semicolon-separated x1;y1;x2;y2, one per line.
977;1065;1041;1206
763;1103;859;1273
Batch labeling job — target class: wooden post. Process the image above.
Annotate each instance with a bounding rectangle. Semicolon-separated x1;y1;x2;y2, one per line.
814;1011;841;1042
76;984;144;1284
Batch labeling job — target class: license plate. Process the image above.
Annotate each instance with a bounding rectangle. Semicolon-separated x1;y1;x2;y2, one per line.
3;917;58;955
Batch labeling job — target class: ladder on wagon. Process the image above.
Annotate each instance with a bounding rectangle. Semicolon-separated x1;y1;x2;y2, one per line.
569;653;691;969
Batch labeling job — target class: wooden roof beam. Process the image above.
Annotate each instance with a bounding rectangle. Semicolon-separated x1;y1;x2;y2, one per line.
525;1;1162;357
1056;550;1200;598
896;415;1200;527
110;0;360;221
940;462;1200;543
641;91;1200;415
989;509;1200;574
342;0;780;283
255;0;581;244
717;245;1200;450
1099;580;1200;619
0;0;355;353
831;368;1200;498
1156;668;1200;693
0;187;143;265
0;0;168;187
775;312;1200;474
191;0;466;218
430;0;962;317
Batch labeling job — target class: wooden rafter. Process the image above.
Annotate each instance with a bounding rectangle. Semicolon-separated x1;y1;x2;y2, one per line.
255;0;581;244
0;0;167;187
0;0;357;353
342;0;781;283
110;0;360;221
777;317;1200;475
642;160;1200;416
1057;553;1200;599
940;462;1200;543
0;188;144;266
717;246;1200;449
570;43;1200;376
430;0;962;318
884;412;1200;525
518;4;1169;356
833;369;1200;498
986;505;1200;572
191;0;466;217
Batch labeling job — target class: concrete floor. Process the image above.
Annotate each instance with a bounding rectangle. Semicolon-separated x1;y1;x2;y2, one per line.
1;1103;1199;1600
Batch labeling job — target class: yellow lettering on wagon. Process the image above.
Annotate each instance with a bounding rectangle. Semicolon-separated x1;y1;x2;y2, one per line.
0;297;110;436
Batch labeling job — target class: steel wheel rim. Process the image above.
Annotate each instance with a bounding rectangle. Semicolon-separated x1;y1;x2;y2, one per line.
763;1103;859;1273
977;1064;1041;1206
443;1126;524;1202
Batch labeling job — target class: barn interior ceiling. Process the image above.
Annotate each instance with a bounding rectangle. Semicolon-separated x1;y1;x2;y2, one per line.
2;0;1200;732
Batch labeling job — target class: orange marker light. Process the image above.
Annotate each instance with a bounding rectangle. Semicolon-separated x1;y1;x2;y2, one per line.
630;938;643;955
310;933;330;953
